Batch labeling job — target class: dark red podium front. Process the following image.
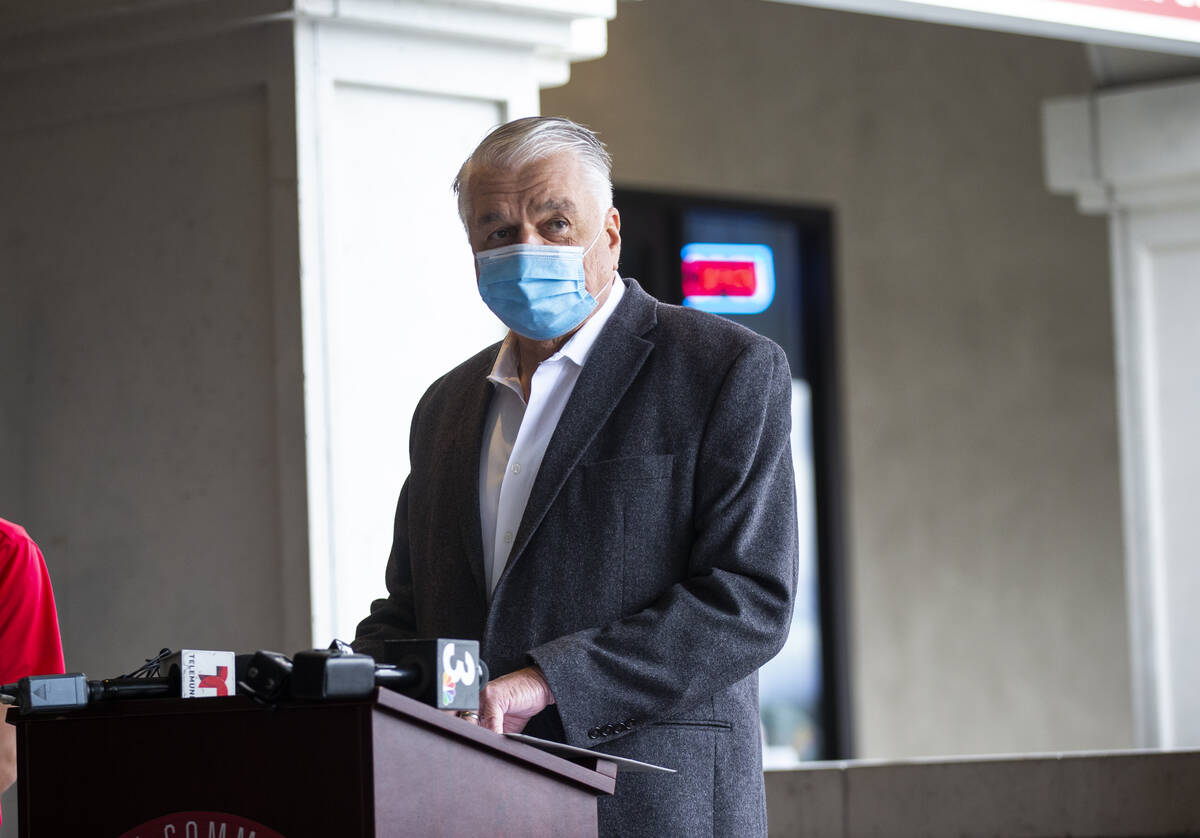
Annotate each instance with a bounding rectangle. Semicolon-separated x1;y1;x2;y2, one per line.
10;688;615;837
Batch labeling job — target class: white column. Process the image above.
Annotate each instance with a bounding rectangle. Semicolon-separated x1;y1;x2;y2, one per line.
292;0;616;645
1044;78;1200;748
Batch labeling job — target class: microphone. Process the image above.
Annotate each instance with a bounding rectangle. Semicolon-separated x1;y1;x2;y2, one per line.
0;642;490;713
284;638;488;710
1;648;240;714
238;650;294;702
289;650;374;700
1;674;91;713
161;650;237;697
381;638;488;711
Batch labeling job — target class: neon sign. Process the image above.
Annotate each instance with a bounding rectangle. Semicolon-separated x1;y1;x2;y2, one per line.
681;243;776;315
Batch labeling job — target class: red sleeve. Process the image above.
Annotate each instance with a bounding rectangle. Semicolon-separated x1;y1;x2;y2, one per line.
0;519;66;683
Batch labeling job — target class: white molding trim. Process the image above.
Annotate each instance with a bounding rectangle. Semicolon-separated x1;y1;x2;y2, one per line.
0;0;613;79
1044;78;1200;214
1043;75;1200;748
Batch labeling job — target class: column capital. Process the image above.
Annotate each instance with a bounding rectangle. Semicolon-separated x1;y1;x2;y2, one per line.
1043;76;1200;214
296;0;614;68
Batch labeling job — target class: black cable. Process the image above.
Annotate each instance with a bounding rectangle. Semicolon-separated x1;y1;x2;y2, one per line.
118;648;173;679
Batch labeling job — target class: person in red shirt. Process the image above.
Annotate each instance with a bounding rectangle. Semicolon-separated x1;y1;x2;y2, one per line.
0;518;65;824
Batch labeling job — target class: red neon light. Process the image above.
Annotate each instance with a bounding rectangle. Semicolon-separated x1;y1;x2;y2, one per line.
681;260;757;298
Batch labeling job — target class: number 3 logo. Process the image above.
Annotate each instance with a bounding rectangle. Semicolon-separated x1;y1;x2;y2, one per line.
442;643;477;687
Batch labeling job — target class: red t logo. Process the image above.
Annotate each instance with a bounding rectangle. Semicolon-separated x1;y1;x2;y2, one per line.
198;665;229;696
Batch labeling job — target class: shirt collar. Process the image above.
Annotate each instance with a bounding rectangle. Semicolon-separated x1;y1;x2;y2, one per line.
486;274;625;389
488;332;522;394
557;273;625;367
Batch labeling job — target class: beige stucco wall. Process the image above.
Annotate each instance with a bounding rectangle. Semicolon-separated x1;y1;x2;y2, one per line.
0;22;306;688
544;0;1132;758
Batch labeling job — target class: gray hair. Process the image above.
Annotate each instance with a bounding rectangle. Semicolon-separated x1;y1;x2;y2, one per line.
453;116;613;228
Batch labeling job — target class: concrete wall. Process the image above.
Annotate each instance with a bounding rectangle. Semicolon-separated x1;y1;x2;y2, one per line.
764;750;1200;837
543;0;1133;758
0;20;311;682
0;23;311;831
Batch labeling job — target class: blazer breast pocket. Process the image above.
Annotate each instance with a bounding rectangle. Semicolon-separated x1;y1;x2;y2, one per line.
581;454;685;614
582;454;675;487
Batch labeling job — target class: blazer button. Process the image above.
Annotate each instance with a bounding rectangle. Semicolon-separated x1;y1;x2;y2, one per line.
603;724;615;736
625;718;637;727
588;727;600;739
615;723;627;733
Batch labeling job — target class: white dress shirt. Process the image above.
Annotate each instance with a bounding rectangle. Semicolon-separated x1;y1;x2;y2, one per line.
478;276;626;599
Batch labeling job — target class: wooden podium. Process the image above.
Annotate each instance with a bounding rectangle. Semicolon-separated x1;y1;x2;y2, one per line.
10;688;616;836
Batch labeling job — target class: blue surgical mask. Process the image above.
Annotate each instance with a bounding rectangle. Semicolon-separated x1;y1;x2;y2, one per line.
475;226;607;341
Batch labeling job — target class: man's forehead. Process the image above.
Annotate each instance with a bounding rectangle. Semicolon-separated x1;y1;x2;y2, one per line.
474;195;579;225
466;154;595;219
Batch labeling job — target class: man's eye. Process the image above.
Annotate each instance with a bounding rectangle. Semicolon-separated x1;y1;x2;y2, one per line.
489;228;511;241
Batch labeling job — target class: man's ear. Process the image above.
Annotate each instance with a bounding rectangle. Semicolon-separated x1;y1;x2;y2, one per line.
606;207;622;257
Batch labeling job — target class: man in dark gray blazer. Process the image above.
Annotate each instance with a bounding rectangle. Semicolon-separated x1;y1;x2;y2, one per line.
354;116;798;836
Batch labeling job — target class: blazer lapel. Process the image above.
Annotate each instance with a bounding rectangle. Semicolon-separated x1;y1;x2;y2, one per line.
444;346;499;606
504;280;659;574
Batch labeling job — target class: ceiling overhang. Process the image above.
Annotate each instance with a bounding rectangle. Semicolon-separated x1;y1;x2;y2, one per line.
765;0;1200;56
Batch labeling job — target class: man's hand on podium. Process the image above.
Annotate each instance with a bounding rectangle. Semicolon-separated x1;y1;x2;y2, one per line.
457;666;555;735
